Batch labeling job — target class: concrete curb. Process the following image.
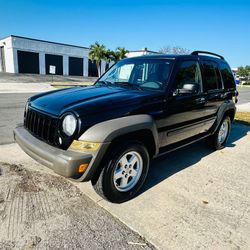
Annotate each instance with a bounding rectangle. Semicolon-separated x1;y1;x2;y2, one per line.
236;102;250;112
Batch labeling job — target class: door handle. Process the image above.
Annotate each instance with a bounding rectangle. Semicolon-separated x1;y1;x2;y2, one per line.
195;97;206;104
220;93;227;98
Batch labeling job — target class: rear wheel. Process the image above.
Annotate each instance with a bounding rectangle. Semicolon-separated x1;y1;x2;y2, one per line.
91;141;150;203
207;116;231;150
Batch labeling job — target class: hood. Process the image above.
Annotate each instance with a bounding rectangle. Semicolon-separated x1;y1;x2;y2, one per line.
30;85;156;117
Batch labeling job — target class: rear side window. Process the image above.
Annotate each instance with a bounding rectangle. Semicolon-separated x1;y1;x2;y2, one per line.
202;61;222;91
219;62;236;90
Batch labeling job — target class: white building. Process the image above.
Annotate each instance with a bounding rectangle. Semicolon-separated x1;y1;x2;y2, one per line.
126;48;158;58
0;35;107;77
0;35;159;77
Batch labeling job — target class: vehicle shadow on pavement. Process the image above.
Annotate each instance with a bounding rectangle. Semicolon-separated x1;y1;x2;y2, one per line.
140;123;250;194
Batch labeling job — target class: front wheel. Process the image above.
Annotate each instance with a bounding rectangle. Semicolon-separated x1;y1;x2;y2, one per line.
91;142;150;203
207;116;231;150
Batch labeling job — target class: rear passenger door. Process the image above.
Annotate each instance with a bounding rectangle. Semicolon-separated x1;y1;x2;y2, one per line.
201;60;225;118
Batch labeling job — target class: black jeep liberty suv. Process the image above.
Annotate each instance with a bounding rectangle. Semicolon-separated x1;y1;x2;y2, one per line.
14;51;238;203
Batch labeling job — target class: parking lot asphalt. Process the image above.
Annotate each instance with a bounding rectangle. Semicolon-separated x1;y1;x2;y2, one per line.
0;92;154;249
0;91;249;249
1;123;249;250
77;123;250;250
237;86;250;105
236;87;250;112
0;93;34;145
1;85;250;249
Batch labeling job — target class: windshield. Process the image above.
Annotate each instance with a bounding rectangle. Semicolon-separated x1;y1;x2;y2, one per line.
97;58;173;90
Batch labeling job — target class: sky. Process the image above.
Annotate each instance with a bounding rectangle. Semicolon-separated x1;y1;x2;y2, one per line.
0;0;249;67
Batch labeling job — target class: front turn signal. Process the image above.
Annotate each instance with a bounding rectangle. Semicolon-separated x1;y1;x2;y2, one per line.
79;164;89;173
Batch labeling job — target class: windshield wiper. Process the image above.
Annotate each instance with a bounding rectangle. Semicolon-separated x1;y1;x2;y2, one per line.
113;82;142;90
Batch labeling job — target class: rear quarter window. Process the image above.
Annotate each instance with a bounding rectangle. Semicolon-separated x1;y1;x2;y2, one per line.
219;62;236;90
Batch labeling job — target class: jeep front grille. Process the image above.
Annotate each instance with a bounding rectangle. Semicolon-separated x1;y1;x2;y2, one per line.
24;108;59;145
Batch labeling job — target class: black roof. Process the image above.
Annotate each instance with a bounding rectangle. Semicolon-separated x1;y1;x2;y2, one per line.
126;51;226;61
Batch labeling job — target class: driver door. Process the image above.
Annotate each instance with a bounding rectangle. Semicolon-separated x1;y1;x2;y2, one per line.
158;60;213;147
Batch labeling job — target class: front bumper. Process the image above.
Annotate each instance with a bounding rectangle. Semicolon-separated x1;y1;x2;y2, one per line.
14;126;103;180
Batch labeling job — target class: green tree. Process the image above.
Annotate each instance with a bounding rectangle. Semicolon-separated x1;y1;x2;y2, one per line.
245;65;250;74
116;47;128;60
89;42;106;76
104;47;128;62
89;42;128;75
104;49;118;62
238;66;249;77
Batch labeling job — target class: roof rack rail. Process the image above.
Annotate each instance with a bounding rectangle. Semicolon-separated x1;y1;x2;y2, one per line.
191;51;224;60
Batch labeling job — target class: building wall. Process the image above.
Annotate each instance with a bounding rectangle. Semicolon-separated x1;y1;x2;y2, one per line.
126;51;148;58
0;47;2;72
11;36;89;58
126;50;158;58
0;35;111;77
11;36;90;76
0;37;15;73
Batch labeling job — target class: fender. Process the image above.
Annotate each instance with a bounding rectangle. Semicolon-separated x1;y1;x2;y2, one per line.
211;100;236;134
79;114;159;151
75;114;159;182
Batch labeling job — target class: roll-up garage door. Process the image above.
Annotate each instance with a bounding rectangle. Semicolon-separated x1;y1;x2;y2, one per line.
17;50;39;74
88;59;98;77
69;57;83;76
45;54;63;75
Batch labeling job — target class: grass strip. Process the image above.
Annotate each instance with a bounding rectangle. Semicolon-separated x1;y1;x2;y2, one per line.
235;112;250;126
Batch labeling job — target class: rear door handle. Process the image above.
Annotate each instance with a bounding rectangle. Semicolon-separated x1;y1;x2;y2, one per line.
220;93;227;98
195;97;206;104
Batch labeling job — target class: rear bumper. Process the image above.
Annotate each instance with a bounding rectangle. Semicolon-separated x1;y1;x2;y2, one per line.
14;126;108;181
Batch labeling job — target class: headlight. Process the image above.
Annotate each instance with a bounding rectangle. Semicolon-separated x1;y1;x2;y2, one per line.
70;140;100;151
62;114;77;136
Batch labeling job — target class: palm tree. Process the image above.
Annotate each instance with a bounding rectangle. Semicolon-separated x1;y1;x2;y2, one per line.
89;42;106;76
104;49;116;62
104;47;128;63
116;47;128;60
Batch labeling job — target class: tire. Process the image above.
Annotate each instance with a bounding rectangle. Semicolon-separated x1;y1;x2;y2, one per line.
207;116;231;150
91;141;150;203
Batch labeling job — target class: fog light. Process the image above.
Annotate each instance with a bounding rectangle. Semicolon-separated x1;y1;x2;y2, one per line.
79;164;89;173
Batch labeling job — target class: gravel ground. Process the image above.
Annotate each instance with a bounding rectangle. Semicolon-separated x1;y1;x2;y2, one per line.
0;162;154;250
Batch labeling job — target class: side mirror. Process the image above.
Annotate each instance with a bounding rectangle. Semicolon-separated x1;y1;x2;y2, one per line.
173;82;200;96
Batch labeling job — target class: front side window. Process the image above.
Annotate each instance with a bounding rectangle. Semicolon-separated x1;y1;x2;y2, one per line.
219;62;236;90
97;59;173;90
173;60;202;90
202;61;222;91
